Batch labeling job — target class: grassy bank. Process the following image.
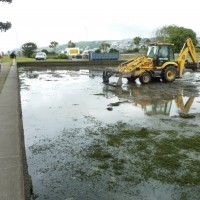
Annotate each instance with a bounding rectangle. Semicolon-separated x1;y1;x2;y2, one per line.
0;54;134;63
0;56;68;63
2;54;200;64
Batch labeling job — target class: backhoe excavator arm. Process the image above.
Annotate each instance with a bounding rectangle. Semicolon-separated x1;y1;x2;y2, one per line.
176;38;198;77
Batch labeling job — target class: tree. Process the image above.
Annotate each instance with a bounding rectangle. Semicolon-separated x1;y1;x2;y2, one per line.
133;36;142;48
109;48;119;53
0;22;11;32
144;38;151;46
155;25;198;52
68;40;76;48
21;42;37;58
0;0;12;32
49;41;58;52
100;42;110;52
41;49;49;55
94;49;101;53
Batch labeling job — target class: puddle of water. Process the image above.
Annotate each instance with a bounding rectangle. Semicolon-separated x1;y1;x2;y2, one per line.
19;68;200;200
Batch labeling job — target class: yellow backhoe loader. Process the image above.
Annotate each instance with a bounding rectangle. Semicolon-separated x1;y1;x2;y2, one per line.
103;38;199;86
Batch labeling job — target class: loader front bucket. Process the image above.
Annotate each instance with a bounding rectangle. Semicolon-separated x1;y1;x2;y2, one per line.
102;69;123;87
103;70;115;83
102;68;136;87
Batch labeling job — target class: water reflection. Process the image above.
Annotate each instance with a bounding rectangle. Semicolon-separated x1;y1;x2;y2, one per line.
20;68;199;118
20;68;89;80
102;83;198;116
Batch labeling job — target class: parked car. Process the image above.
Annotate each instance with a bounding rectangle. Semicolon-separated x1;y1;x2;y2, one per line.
35;52;47;60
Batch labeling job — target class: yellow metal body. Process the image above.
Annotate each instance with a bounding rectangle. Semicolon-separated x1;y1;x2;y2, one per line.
116;38;197;79
176;38;198;76
117;56;153;74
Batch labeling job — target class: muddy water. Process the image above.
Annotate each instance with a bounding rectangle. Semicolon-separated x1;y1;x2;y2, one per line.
19;68;200;200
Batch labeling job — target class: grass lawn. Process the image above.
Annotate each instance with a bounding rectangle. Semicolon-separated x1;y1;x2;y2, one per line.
1;54;200;64
0;55;69;63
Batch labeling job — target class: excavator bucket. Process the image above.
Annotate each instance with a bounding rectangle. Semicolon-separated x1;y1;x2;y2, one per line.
103;69;123;86
103;67;136;86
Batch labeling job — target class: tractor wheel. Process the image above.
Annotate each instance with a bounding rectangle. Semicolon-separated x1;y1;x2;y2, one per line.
161;66;177;82
127;76;136;82
139;71;152;84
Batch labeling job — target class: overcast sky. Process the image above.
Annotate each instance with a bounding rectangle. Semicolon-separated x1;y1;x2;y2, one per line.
0;0;200;52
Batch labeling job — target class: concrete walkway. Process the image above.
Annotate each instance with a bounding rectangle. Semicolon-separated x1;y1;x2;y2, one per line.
0;62;11;93
0;62;29;200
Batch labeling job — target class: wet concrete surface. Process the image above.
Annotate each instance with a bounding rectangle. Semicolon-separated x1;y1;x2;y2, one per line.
0;63;31;200
19;67;200;200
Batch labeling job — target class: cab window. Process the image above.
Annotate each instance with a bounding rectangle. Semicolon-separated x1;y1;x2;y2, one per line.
147;46;158;58
159;46;168;58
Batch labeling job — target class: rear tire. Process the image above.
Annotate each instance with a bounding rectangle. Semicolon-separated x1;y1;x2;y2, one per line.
139;71;152;84
161;66;177;82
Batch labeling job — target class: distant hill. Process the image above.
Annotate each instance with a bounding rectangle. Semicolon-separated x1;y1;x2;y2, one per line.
38;39;135;53
38;37;200;52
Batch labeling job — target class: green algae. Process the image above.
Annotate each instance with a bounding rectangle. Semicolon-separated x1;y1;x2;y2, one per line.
87;144;113;160
83;121;200;186
98;162;109;170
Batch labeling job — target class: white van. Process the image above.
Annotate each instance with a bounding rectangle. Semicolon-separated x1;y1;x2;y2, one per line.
35;52;47;60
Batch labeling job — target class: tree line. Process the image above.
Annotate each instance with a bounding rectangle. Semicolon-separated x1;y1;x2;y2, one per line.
20;25;199;58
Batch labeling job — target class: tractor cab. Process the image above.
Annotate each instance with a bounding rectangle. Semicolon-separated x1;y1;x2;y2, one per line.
147;43;175;66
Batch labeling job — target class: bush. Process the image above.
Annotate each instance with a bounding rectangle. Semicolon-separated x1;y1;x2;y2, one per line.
139;48;148;54
48;51;57;56
55;54;68;59
123;48;139;53
109;48;119;53
95;49;101;53
132;48;139;53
